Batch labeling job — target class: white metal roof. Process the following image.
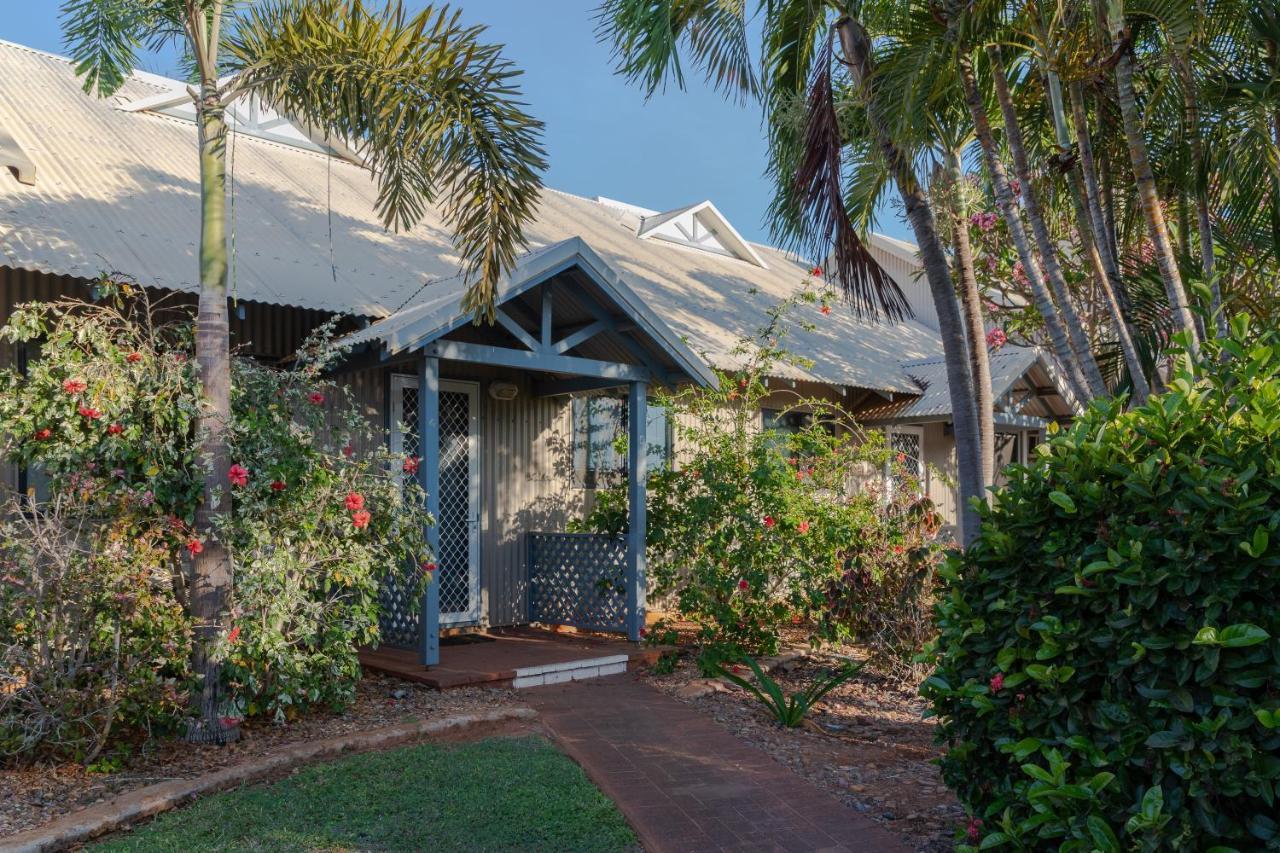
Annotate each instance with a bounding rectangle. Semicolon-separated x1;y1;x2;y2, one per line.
0;38;948;395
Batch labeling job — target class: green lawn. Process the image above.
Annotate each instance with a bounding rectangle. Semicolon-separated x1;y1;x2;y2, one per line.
93;736;636;852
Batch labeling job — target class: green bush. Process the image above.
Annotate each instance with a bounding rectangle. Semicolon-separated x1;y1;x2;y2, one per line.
924;316;1280;851
0;284;430;758
580;293;942;670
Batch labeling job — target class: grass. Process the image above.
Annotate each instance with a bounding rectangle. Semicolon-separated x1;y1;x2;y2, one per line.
92;735;636;852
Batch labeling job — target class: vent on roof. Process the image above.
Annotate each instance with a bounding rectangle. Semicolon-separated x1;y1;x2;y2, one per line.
635;200;766;268
119;74;361;162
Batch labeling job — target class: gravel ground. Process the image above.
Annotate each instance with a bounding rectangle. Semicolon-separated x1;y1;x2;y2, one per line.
647;650;963;852
0;674;523;839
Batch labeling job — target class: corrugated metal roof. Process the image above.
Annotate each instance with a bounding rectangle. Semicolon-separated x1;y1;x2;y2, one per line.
0;39;944;394
855;347;1044;423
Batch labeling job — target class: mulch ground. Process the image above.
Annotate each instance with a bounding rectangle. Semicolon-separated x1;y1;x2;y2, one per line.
647;647;964;852
0;674;523;840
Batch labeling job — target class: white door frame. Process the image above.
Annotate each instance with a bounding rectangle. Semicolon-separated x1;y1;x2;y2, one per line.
390;374;483;626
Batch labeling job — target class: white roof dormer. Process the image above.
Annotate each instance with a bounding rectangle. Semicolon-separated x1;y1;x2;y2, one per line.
635;200;767;268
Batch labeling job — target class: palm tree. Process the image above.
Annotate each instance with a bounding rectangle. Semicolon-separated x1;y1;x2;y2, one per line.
596;0;987;544
61;0;545;742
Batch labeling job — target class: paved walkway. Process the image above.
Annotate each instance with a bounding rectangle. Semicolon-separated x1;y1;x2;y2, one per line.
528;673;909;853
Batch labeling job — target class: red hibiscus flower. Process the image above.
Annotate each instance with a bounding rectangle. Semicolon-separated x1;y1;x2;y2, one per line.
421;561;437;573
342;444;354;458
227;464;249;487
308;391;325;405
62;378;87;394
33;428;52;441
78;405;102;420
227;625;241;644
126;351;143;363
639;627;648;638
762;515;776;528
270;480;286;492
738;578;749;591
107;422;124;435
797;520;810;534
820;304;831;316
344;491;365;511
989;672;1004;692
791;614;802;625
351;509;372;529
186;539;204;556
810;266;823;277
402;456;420;475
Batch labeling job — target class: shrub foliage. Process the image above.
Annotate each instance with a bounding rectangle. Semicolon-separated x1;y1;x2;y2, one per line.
924;317;1280;850
0;285;429;760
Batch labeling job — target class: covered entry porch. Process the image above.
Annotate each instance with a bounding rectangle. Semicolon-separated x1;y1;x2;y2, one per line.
341;238;715;668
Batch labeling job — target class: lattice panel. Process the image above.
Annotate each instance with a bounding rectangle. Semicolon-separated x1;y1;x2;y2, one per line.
528;533;628;633
889;430;923;497
438;390;475;620
378;573;420;649
400;385;420;459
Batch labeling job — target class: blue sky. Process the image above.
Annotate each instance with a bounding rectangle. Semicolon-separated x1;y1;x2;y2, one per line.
2;1;910;248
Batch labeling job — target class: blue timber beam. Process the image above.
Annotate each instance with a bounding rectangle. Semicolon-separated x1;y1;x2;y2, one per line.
417;355;441;667
532;376;628;397
570;284;672;385
494;309;540;352
553;319;611;354
625;380;648;642
424;339;652;382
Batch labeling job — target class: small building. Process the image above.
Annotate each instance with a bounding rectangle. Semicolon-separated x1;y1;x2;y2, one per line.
0;40;1076;663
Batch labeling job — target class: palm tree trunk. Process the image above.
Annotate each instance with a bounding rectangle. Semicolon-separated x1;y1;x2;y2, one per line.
1106;0;1201;356
1054;79;1150;402
986;47;1108;399
836;17;984;546
945;151;995;489
189;88;237;745
957;52;1093;405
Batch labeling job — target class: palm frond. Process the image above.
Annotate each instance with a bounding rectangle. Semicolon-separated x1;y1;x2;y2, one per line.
59;0;151;96
792;34;907;321
595;0;759;102
226;1;546;321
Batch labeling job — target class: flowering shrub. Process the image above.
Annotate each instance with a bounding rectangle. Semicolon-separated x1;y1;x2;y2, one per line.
0;285;430;755
580;297;942;671
924;317;1280;850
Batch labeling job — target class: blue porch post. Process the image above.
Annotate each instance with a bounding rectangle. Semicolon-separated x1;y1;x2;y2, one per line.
418;355;441;666
625;380;647;641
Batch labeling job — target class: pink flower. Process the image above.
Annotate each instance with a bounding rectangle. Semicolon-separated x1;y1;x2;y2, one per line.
990;672;1005;693
762;515;776;528
107;422;124;435
78;405;101;420
186;539;204;556
897;452;907;464
126;351;143;364
351;509;372;529
738;578;749;590
1009;178;1021;197
986;328;1008;350
227;464;249;487
403;457;420;475
62;378;87;394
270;480;286;492
797;520;810;534
967;817;983;841
344;492;365;511
308;391;325;405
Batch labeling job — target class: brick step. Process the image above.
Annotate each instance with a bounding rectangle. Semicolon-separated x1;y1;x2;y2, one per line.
511;654;630;688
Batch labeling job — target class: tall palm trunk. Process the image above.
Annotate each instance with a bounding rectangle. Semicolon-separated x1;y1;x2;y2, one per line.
1064;81;1150;402
1172;52;1226;338
986;47;1108;399
945;151;995;489
836;17;984;546
189;84;237;744
1106;0;1201;356
957;52;1093;404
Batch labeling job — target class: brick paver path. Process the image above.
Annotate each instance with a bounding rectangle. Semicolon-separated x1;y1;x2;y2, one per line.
528;673;909;853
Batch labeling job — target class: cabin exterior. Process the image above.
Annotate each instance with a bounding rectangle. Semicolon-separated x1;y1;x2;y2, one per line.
0;39;1077;664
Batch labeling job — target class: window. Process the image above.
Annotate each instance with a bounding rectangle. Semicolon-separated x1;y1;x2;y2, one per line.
572;395;671;488
885;426;925;499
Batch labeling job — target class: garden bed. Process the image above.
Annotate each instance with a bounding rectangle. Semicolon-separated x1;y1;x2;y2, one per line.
0;674;522;840
647;649;962;852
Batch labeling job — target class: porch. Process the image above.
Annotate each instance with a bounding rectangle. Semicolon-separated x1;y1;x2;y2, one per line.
359;626;667;689
339;238;716;671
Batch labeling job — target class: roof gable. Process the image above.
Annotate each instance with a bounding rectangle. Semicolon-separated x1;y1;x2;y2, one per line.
636;200;766;268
